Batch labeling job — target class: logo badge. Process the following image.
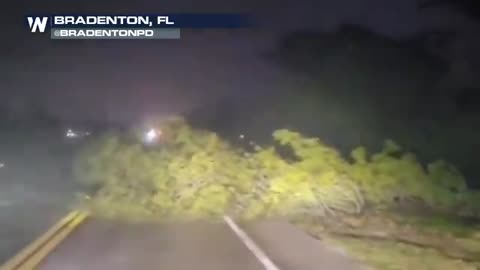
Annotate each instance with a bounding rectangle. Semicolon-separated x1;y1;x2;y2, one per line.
27;17;49;33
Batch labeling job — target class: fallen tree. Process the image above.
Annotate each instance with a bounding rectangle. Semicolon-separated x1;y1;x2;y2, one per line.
74;117;368;220
74;116;480;219
72;116;480;267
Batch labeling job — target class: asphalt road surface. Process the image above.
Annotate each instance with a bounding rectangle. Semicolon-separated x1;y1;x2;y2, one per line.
0;130;81;263
37;218;368;270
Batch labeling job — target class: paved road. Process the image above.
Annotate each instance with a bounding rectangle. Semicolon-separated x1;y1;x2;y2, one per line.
0;131;80;263
37;218;368;270
243;220;369;270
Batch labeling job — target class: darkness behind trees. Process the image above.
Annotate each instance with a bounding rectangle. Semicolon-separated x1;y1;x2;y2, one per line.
189;22;480;189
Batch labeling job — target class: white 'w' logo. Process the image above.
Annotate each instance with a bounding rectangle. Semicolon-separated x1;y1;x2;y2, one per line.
27;17;48;33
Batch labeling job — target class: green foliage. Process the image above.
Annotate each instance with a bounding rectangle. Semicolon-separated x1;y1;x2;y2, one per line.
349;139;476;213
73;133;123;187
270;130;363;216
75;117;475;221
427;160;467;193
351;141;432;204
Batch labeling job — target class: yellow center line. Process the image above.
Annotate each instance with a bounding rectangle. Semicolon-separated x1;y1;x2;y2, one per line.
0;211;89;270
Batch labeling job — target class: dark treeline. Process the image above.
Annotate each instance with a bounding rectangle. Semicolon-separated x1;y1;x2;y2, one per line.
188;24;480;189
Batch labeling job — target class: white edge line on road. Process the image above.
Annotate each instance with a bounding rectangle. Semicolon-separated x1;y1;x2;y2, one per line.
223;216;281;270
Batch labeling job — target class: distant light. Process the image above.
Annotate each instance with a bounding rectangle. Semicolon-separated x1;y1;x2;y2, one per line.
144;128;161;143
66;129;78;138
239;134;245;139
0;163;4;168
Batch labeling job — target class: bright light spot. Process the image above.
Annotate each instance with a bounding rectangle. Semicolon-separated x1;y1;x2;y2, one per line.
144;128;161;143
0;163;4;168
66;129;78;138
239;134;245;139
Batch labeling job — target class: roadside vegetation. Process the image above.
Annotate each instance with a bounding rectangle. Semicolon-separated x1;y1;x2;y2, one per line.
73;116;480;269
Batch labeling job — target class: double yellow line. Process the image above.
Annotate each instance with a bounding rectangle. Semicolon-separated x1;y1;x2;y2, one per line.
0;211;89;270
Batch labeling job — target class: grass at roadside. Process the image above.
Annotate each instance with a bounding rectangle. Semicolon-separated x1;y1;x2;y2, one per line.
298;213;480;270
324;236;480;270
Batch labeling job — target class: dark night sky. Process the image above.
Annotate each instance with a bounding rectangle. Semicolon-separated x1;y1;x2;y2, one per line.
0;0;476;125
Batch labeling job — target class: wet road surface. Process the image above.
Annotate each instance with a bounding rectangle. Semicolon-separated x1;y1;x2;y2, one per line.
37;218;368;270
